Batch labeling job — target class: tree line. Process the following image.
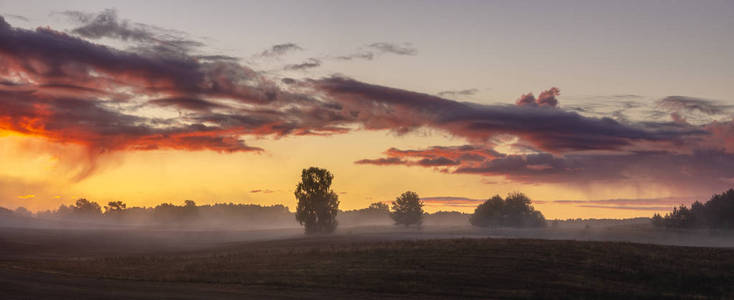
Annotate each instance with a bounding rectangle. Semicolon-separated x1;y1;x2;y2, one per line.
652;189;734;229
294;167;546;233
31;198;294;228
1;166;547;232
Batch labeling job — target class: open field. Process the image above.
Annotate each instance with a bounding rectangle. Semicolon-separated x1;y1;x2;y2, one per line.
1;225;734;299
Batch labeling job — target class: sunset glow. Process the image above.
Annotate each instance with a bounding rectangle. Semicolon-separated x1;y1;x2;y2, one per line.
1;1;733;219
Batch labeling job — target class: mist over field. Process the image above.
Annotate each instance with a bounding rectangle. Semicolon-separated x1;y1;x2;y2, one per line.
2;199;734;250
2;0;734;299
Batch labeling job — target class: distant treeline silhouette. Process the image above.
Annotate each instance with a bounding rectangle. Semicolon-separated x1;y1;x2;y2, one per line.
32;198;295;228
653;189;734;229
1;167;552;231
2;198;469;229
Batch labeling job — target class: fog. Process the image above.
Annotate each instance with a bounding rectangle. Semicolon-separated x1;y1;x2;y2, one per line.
2;203;734;260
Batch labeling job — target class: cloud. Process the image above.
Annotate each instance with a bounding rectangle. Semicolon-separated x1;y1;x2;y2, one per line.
355;157;406;166
367;42;418;56
356;145;497;168
284;58;321;70
335;52;374;61
421;196;486;207
59;9;202;53
576;205;672;211
335;42;417;61
250;189;274;193
149;97;229;111
554;196;699;212
258;43;303;57
2;14;29;22
554;196;699;206
515;87;560;108
3;12;734;193
314;76;703;152
437;89;478;98
658;96;731;116
362;144;734;194
0;16;314;179
422;195;700;210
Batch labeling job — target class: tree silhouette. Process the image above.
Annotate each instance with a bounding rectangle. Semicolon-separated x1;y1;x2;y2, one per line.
470;193;545;228
368;202;389;213
105;201;126;213
653;189;734;229
71;198;102;218
391;191;424;226
295;167;339;234
469;195;504;227
14;207;32;218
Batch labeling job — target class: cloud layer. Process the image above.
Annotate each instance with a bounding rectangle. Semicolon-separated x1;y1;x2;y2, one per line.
2;13;734;195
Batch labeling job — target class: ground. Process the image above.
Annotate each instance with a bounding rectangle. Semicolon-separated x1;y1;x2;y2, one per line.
1;225;733;299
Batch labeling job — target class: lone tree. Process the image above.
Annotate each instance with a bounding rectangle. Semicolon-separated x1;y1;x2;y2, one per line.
295;167;340;234
470;192;545;228
391;191;424;226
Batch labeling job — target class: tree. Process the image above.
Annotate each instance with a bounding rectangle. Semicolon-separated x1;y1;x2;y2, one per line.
14;207;32;218
653;189;734;229
390;191;424;226
368;202;389;213
105;201;126;213
295;167;339;234
71;198;102;218
470;193;545;228
469;195;504;227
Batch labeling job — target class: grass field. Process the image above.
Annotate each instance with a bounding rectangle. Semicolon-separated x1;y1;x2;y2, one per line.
1;226;734;299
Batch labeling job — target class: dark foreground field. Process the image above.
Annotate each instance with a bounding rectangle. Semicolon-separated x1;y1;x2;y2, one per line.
1;227;734;299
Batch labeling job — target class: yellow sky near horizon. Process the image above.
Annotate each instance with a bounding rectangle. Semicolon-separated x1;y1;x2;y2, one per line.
0;130;691;219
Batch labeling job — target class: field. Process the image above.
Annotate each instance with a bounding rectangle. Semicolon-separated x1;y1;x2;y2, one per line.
1;225;734;299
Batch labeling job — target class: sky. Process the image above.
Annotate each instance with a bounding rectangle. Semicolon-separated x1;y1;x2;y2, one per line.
1;0;733;218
